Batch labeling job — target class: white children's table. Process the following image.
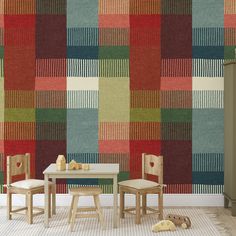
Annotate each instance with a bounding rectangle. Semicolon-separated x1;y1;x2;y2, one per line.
43;163;119;228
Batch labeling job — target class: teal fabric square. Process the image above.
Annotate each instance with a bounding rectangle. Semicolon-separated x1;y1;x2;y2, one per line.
67;0;98;27
192;109;224;153
67;109;98;153
192;0;224;27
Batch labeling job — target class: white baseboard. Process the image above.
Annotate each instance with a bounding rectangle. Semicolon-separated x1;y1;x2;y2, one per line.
0;194;224;207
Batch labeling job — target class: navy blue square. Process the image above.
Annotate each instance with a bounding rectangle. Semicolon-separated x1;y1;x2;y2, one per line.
192;46;224;59
192;172;224;184
67;46;98;59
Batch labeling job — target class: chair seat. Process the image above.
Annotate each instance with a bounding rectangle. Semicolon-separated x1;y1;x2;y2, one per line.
70;187;102;196
10;179;50;189
119;179;161;190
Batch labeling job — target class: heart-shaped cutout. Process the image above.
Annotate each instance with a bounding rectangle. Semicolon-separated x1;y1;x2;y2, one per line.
150;162;154;167
16;162;22;168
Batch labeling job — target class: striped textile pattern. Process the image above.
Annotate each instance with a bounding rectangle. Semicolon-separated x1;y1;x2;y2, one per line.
0;0;226;194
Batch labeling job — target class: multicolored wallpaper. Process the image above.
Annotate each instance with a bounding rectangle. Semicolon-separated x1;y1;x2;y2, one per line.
0;0;231;194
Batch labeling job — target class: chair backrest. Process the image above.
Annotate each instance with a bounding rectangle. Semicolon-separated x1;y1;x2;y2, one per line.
142;153;163;184
7;153;30;185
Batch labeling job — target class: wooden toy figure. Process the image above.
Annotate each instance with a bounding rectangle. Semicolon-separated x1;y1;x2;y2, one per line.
56;155;66;171
68;160;82;170
166;214;191;229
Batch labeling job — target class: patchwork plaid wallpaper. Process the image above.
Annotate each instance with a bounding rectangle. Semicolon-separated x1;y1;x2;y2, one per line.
0;0;231;194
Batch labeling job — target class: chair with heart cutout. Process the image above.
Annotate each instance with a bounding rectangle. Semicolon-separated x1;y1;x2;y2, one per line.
119;153;166;224
5;153;55;224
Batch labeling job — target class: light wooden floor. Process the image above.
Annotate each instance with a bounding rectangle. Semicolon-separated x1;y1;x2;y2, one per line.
205;207;236;235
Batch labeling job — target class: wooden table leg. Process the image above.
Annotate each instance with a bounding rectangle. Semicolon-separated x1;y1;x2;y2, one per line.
70;196;79;232
52;178;56;215
120;188;125;219
44;174;49;228
113;175;118;228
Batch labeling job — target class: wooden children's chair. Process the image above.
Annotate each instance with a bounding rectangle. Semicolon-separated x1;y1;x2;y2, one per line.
119;153;166;224
5;153;55;224
68;186;105;232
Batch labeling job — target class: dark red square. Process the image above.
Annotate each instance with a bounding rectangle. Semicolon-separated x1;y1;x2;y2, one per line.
36;141;66;181
161;15;192;58
36;15;66;58
161;141;192;184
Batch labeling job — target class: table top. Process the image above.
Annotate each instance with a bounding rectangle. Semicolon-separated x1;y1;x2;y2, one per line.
43;163;119;175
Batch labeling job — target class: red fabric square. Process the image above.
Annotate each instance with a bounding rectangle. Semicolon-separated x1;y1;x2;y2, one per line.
4;47;35;90
130;15;160;28
129;141;161;179
4;140;36;182
130;47;161;90
4;15;35;29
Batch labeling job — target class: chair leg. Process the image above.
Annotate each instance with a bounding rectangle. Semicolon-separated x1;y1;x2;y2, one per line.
70;195;79;232
142;194;147;215
94;195;105;229
135;192;141;224
27;193;33;224
158;191;163;220
7;190;12;220
120;189;125;219
68;196;75;224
